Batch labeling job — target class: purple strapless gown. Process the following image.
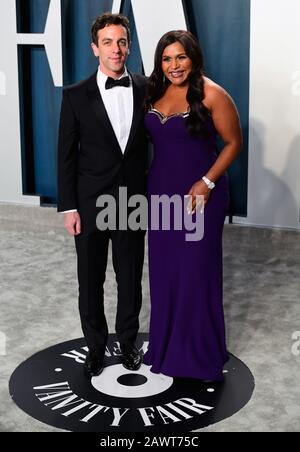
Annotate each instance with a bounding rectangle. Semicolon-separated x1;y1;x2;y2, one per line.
143;108;230;381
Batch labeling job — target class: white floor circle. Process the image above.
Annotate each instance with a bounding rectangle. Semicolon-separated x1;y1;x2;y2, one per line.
91;363;173;398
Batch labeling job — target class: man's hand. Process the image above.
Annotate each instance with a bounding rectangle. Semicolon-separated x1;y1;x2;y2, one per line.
64;212;81;236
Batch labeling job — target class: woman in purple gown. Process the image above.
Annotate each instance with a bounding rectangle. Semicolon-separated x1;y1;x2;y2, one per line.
143;31;243;381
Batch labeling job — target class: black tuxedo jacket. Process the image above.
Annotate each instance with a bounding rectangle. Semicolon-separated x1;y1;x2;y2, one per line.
57;71;148;214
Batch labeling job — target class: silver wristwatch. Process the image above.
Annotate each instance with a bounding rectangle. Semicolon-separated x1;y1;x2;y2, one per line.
202;176;215;190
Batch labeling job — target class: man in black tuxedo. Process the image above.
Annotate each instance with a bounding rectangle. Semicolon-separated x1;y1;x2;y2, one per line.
57;13;148;377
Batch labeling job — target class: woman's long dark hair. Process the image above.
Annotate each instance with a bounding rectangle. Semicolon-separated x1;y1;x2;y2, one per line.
145;30;210;137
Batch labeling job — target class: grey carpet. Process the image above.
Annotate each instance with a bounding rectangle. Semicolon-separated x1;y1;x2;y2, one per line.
0;205;299;432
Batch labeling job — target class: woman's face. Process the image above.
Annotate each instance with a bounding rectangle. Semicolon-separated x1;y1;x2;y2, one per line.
161;41;193;86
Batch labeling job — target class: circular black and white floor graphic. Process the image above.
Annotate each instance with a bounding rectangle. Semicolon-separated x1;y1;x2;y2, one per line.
9;334;255;432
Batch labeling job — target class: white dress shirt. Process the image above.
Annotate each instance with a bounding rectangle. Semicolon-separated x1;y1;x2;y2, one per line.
97;66;134;153
62;66;134;213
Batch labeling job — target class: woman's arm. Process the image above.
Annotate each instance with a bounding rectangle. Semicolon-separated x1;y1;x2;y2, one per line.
187;80;242;213
204;80;243;183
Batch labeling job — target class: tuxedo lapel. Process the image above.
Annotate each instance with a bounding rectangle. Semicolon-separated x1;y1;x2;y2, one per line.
123;72;145;157
86;72;123;157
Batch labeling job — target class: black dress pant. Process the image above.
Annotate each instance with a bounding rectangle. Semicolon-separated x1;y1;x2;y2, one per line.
75;225;145;358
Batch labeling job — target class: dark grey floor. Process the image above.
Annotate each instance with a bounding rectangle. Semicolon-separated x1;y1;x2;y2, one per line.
0;204;299;432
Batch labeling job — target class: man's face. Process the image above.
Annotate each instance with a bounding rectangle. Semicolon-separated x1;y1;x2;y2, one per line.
91;24;130;78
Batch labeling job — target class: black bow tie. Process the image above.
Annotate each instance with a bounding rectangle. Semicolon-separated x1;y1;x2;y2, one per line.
105;76;130;90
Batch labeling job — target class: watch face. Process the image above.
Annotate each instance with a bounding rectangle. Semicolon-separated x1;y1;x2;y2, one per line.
202;177;214;189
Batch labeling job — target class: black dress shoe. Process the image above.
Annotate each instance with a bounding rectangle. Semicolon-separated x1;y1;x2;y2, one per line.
84;352;104;378
120;345;142;371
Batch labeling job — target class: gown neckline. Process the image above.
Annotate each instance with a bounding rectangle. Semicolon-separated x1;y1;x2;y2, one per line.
149;105;190;124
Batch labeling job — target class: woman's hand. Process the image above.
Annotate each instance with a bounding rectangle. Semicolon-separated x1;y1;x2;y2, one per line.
186;179;212;214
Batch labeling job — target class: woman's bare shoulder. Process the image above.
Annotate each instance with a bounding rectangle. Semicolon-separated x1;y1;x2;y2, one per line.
203;76;232;109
